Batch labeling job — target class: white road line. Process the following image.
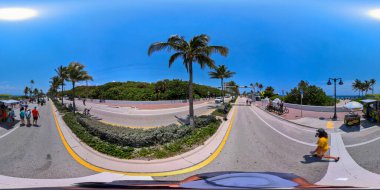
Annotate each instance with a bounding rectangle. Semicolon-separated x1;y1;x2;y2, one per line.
345;136;380;148
0;125;20;140
253;106;316;133
249;107;315;147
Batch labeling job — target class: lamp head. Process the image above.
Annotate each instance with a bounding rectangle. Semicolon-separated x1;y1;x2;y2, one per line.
327;79;332;85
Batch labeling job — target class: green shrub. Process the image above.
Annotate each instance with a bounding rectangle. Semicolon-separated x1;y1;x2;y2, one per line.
60;108;221;160
76;114;218;148
63;113;134;159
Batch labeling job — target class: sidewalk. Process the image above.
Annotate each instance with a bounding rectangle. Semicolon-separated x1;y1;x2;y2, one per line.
50;101;236;174
256;104;378;132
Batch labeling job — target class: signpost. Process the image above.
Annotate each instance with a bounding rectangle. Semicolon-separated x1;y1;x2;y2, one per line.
300;89;303;117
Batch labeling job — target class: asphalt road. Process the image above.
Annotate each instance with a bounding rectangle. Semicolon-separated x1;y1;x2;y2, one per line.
155;99;329;183
7;97;380;184
62;99;219;127
342;127;380;174
0;102;95;179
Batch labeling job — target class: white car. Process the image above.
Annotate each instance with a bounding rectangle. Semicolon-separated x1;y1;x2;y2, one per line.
215;97;223;103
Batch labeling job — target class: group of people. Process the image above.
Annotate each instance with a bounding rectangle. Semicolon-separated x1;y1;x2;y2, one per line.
19;106;40;126
0;105;16;127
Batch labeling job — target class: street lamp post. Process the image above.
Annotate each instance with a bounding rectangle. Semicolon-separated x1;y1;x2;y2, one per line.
327;78;343;120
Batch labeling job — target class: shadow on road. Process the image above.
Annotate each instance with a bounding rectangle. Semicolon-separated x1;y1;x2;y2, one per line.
339;120;377;133
0;120;20;130
300;155;334;164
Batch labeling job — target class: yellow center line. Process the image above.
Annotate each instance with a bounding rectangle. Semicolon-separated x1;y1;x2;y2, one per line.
50;102;236;176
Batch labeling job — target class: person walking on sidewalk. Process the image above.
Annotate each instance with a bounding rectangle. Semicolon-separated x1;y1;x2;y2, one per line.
32;107;40;126
20;107;25;126
311;128;340;162
25;109;32;126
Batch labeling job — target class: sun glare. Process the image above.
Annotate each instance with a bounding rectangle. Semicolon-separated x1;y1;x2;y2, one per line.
0;8;37;21
368;9;380;20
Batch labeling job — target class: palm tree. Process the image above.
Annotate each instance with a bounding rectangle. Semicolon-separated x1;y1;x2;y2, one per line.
50;76;60;98
352;79;362;96
33;88;39;99
55;65;68;105
30;80;34;97
67;62;93;113
370;79;376;94
258;83;264;93
209;65;235;103
148;34;228;126
364;80;372;95
24;86;29;98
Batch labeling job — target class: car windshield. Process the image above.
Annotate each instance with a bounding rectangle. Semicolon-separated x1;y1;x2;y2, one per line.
1;0;380;189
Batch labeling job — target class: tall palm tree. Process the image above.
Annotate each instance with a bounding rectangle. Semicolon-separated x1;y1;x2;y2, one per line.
50;76;60;98
352;79;360;96
24;86;29;98
364;80;372;95
209;65;235;103
148;34;228;126
55;65;68;105
30;80;34;97
370;79;376;94
67;62;93;113
33;88;39;99
258;83;264;93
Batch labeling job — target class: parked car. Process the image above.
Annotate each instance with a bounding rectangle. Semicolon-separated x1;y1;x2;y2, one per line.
215;97;223;103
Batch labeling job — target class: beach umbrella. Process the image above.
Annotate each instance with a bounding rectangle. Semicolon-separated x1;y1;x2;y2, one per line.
343;101;363;111
272;98;282;104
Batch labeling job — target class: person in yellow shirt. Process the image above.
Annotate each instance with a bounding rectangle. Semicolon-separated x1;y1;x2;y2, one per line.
311;128;339;162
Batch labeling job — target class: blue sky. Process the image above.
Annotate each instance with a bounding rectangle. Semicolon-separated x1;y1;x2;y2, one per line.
1;0;380;95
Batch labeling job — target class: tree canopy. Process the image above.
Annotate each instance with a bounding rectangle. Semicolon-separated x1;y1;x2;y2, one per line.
63;79;221;101
283;80;334;106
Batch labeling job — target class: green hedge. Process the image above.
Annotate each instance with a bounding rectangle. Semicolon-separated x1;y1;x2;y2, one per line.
212;103;232;117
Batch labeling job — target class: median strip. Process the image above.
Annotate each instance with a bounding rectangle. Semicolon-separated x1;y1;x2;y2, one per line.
50;100;237;176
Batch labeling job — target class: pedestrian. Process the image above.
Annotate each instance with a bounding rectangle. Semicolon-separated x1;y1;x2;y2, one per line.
223;104;228;121
246;99;249;105
25;108;32;126
7;108;14;127
32;107;40;126
20;107;25;126
310;128;340;162
83;99;86;106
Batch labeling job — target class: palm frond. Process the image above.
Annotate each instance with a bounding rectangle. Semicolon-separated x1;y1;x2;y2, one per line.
168;52;185;68
148;42;173;55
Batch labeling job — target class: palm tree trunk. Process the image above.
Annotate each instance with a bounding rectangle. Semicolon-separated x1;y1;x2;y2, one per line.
72;82;76;114
221;78;224;102
61;83;64;105
189;62;194;127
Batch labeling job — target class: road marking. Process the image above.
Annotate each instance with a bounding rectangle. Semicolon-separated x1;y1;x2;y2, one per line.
336;177;348;181
326;121;334;129
249;107;315;147
50;101;237;176
254;107;315;133
345;136;380;148
0;125;20;140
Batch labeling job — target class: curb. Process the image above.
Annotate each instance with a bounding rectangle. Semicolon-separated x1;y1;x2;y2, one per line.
255;105;319;130
49;101;237;176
